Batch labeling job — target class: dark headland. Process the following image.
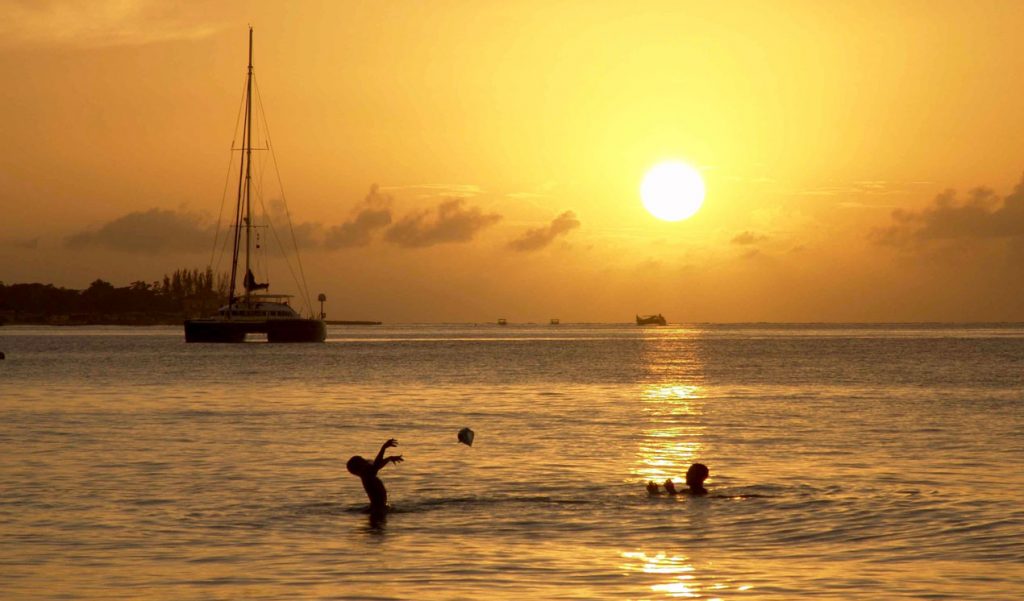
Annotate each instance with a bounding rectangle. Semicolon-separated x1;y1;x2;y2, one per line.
0;271;378;327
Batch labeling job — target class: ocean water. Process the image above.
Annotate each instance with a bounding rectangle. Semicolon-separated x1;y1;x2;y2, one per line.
1;323;1022;600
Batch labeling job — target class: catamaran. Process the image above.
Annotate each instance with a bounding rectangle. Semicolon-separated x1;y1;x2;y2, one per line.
184;28;326;343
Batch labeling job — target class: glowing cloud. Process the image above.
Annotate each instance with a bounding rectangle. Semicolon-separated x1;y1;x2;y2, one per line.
873;176;1024;247
508;211;580;252
325;185;394;249
385;199;501;248
730;231;768;245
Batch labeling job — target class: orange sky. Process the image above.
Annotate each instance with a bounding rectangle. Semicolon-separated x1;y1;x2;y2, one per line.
2;1;1023;322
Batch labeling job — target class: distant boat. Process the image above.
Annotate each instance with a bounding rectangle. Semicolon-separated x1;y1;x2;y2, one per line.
184;28;325;343
636;314;667;326
497;318;508;325
550;318;560;325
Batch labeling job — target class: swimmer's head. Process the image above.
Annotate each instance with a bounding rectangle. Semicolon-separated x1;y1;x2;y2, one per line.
346;455;370;475
685;463;709;488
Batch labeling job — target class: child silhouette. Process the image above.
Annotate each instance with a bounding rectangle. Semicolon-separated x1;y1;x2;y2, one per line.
347;438;403;516
648;463;709;496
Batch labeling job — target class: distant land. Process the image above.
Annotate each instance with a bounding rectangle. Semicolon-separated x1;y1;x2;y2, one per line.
0;269;225;326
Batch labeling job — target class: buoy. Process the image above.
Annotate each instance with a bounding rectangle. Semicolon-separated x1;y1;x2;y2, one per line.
457;427;475;446
0;351;5;360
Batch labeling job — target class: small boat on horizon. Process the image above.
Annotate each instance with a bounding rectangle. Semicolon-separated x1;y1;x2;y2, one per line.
497;318;508;326
636;314;667;326
550;318;560;325
184;28;325;343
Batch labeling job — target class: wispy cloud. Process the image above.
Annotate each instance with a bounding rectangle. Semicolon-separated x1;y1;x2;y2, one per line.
795;180;931;199
0;1;224;48
385;198;501;248
506;181;558;201
379;183;483;198
507;211;580;252
505;192;548;200
730;231;768;245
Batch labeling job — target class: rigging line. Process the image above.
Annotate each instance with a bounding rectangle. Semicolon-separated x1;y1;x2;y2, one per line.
256;175;307;312
251;121;276;285
254;76;316;316
213;221;233;283
209;76;250;271
250;112;309;315
252;76;312;314
248;79;308;315
254;155;276;289
252;164;310;314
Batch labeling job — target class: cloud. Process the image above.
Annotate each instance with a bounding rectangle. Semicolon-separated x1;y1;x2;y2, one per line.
325;210;391;249
385;198;501;248
506;182;558;200
379;183;482;198
872;175;1024;247
66;208;213;254
731;231;768;245
507;211;580;252
2;237;39;249
0;1;225;49
259;199;324;250
278;220;324;250
795;180;931;199
324;185;393;249
506;192;547;200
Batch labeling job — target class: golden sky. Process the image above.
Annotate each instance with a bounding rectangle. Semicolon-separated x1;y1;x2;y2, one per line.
2;0;1023;322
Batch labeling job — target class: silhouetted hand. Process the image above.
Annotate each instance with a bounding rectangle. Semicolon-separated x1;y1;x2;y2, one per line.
388;455;404;465
383;438;399;449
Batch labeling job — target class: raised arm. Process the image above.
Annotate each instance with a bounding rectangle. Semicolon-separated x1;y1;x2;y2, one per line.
373;438;403;469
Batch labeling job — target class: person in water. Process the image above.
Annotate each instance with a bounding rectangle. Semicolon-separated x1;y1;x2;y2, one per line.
347;438;403;514
649;463;709;496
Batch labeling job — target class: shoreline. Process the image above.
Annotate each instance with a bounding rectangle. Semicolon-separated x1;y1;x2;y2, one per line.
3;320;1024;328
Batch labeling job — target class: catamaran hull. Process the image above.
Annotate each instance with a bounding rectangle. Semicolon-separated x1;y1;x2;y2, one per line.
266;319;327;343
184;318;326;343
183;319;249;343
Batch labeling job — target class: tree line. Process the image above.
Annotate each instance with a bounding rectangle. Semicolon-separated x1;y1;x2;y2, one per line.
0;268;229;325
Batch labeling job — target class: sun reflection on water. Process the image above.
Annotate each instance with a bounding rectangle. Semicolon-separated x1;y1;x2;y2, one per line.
620;551;748;599
633;384;707;483
625;334;750;599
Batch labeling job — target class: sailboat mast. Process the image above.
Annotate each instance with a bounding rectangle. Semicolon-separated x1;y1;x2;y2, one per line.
243;27;255;304
226;28;254;315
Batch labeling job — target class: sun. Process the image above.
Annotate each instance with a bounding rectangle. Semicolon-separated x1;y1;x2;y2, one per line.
640;161;706;221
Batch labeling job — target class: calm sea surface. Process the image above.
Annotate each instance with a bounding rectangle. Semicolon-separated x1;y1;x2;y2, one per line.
1;323;1022;600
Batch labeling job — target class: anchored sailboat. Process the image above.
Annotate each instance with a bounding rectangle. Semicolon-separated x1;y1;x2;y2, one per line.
184;28;326;343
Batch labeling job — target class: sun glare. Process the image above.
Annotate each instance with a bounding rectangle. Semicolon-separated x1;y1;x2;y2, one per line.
640;161;706;221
